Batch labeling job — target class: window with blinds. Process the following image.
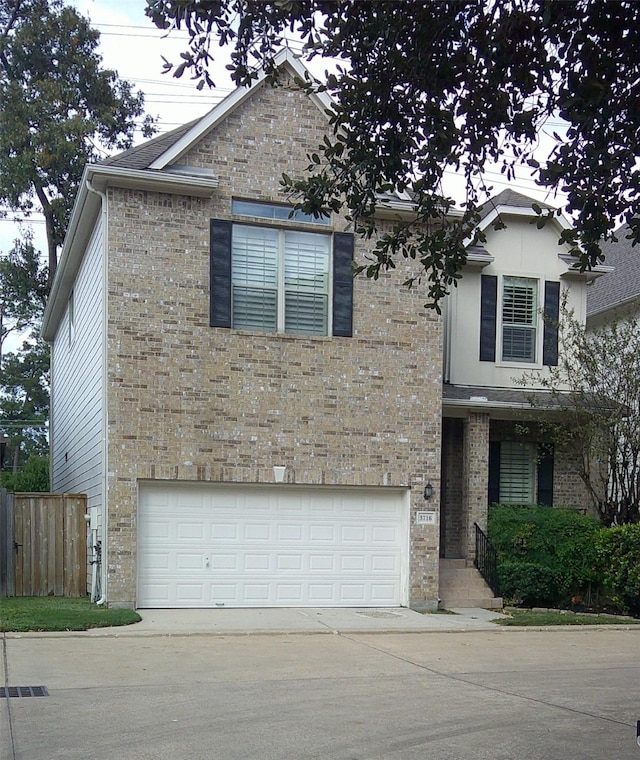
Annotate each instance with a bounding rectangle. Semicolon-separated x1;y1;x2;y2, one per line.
499;441;536;504
231;224;330;335
502;277;537;362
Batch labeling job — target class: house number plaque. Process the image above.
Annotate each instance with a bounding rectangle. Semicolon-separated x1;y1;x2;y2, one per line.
416;511;437;525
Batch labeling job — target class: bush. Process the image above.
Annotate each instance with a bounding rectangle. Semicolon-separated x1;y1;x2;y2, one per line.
597;524;640;616
0;455;49;492
497;560;563;607
488;504;602;607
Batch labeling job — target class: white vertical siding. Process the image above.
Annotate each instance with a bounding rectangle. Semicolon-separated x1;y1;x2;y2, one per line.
50;216;104;515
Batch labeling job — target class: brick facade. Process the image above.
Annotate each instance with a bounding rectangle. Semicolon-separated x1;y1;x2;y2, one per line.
461;412;490;559
102;79;443;607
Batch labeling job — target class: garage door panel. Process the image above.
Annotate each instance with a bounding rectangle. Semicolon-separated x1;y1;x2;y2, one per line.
210;523;238;540
176;522;204;540
138;484;407;608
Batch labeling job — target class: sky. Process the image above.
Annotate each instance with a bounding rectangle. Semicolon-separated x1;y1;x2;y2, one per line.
0;0;239;256
0;0;568;259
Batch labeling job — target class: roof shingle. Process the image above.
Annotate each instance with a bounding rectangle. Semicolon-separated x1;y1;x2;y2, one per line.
586;225;640;316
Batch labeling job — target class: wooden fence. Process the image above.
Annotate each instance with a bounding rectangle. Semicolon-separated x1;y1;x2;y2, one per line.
0;490;87;597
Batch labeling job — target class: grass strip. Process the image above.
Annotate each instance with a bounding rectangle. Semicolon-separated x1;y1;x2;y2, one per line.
0;596;141;632
495;609;640;626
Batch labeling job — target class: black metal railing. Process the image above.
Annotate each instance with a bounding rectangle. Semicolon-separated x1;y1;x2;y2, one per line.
474;522;500;597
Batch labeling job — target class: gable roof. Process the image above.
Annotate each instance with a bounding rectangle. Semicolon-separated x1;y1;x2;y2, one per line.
478;189;553;222
586;225;640;317
101;119;200;171
476;189;564;228
42;49;328;342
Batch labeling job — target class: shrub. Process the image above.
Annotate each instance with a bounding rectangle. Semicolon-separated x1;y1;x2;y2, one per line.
488;504;602;607
497;560;563;607
0;455;50;492
597;524;640;616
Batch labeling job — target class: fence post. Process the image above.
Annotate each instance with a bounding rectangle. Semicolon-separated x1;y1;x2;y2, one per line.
0;489;16;596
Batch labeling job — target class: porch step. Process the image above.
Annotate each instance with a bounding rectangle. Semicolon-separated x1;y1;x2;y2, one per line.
439;559;503;611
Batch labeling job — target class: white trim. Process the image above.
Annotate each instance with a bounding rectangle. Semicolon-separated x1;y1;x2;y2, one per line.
86;164;219;196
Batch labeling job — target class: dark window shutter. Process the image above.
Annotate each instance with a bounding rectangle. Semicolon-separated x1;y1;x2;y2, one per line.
488;441;501;505
480;275;497;361
537;443;554;506
543;281;560;366
332;232;354;337
210;219;232;328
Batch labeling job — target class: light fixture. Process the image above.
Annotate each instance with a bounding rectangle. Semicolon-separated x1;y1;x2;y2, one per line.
423;482;434;501
273;466;286;483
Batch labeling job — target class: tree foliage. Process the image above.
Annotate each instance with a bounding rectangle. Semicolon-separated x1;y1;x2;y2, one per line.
146;0;640;307
0;232;48;365
0;453;49;491
0;232;49;472
0;0;156;279
0;338;49;471
520;303;640;526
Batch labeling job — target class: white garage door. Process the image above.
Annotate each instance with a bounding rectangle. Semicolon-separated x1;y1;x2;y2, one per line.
137;482;408;608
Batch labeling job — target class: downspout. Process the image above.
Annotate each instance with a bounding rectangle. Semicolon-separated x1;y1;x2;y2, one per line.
86;179;109;606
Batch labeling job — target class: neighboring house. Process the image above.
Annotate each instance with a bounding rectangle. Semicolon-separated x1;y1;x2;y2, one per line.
586;224;639;327
41;51;604;611
440;190;604;563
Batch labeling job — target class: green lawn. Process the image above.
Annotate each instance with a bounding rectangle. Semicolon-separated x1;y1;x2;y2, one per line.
496;609;640;626
0;596;141;632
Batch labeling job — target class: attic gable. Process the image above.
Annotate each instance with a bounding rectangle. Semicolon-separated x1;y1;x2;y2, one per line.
149;49;333;171
95;49;331;177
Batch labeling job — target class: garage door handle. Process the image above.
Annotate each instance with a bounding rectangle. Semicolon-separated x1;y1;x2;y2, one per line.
205;557;210;568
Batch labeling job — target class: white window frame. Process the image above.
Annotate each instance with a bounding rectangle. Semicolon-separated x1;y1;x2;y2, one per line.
230;201;333;336
498;275;541;366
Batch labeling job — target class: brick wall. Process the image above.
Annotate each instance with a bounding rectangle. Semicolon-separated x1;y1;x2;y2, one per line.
461;412;490;558
103;78;443;607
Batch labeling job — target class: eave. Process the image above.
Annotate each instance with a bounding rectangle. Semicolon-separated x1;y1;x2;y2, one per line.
41;164;219;342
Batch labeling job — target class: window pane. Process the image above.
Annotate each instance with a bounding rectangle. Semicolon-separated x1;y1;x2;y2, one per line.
284;231;330;334
284;231;330;292
285;292;328;335
503;326;536;362
232;199;330;225
499;442;535;504
232;287;277;332
232;225;278;287
232;226;278;330
503;278;536;325
502;277;537;362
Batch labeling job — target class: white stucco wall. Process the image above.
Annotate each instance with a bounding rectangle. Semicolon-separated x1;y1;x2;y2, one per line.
446;217;587;389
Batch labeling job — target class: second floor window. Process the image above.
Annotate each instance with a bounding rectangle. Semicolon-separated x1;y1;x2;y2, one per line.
502;277;537;363
480;274;559;367
210;202;354;338
231;224;330;335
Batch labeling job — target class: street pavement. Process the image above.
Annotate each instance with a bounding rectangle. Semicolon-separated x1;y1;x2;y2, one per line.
2;609;640;759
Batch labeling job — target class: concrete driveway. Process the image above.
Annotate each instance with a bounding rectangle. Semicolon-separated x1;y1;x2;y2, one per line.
2;623;640;759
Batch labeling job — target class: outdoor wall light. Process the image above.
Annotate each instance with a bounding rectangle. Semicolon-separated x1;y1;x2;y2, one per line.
423;482;434;501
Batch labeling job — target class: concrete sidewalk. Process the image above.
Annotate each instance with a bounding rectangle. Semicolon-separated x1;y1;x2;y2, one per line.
9;606;505;638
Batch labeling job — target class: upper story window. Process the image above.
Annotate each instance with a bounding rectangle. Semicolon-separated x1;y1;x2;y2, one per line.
231;224;330;335
480;274;559;367
501;277;537;363
210;201;354;338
